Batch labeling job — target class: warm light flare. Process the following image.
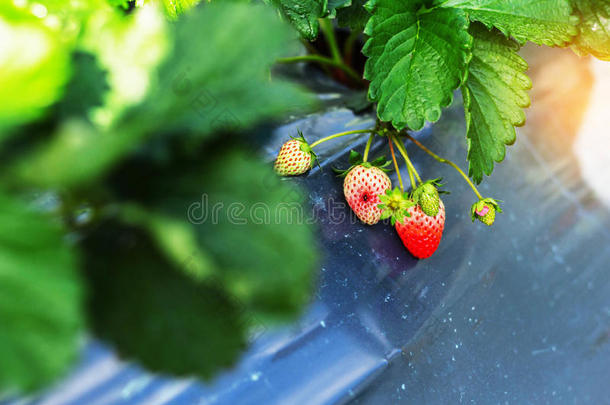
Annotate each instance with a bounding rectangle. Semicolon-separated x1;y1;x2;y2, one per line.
574;59;610;206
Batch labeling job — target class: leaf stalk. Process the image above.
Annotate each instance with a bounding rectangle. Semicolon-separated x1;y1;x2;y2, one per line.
403;133;483;200
309;129;374;148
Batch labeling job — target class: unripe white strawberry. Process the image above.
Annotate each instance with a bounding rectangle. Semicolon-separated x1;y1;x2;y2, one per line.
274;137;315;176
344;164;392;225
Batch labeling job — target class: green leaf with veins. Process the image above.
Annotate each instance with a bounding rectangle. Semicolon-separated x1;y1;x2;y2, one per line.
363;0;472;131
571;0;610;60
439;0;578;46
270;0;328;40
0;192;83;392
82;223;246;380
463;23;531;184
337;0;370;31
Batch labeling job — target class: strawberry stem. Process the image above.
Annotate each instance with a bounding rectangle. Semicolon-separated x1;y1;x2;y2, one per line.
319;18;342;65
388;136;404;192
362;133;375;162
276;55;364;84
403;133;484;200
310;129;374;148
392;134;421;187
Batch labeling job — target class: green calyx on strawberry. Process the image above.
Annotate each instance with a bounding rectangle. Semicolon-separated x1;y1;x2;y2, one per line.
378;187;415;226
411;178;448;217
333;150;391;177
333;150;392;177
470;198;502;226
274;130;317;176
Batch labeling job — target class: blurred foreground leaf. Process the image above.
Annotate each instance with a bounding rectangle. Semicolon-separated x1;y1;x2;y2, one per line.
14;2;315;188
14;120;137;188
121;2;315;138
0;3;70;138
0;192;83;392
81;4;170;127
114;148;318;323
82;223;247;378
56;52;110;122
160;0;202;19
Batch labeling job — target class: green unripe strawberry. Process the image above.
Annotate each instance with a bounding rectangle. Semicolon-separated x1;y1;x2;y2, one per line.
416;183;440;217
412;179;445;217
470;198;502;226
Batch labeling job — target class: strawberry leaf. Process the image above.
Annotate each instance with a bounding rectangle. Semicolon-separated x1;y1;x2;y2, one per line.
363;1;472;130
82;224;246;380
463;24;532;183
439;0;578;46
337;0;370;31
0;192;83;393
0;1;71;138
13;3;315;189
270;0;328;40
113;148;318;323
328;0;352;16
571;0;610;60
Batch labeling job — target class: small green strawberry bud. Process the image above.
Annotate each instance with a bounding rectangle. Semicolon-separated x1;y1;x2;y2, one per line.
470;198;502;226
477;205;495;225
417;184;440;217
413;181;441;217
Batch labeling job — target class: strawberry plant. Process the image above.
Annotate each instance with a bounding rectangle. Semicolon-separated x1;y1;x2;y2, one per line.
1;0;609;398
271;0;610;257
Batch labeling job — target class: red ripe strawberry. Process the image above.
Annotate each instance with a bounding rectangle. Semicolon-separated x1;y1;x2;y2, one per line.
395;199;445;259
274;135;315;176
344;165;392;225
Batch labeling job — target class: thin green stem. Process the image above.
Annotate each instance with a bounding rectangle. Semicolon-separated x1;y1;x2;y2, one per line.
399;142;422;184
319;18;342;63
404;133;483;200
362;133;375;163
300;39;333;77
388;136;404;192
310;129;374;148
393;135;422;185
343;29;360;66
391;134;416;190
406;161;417;190
276;55;363;84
